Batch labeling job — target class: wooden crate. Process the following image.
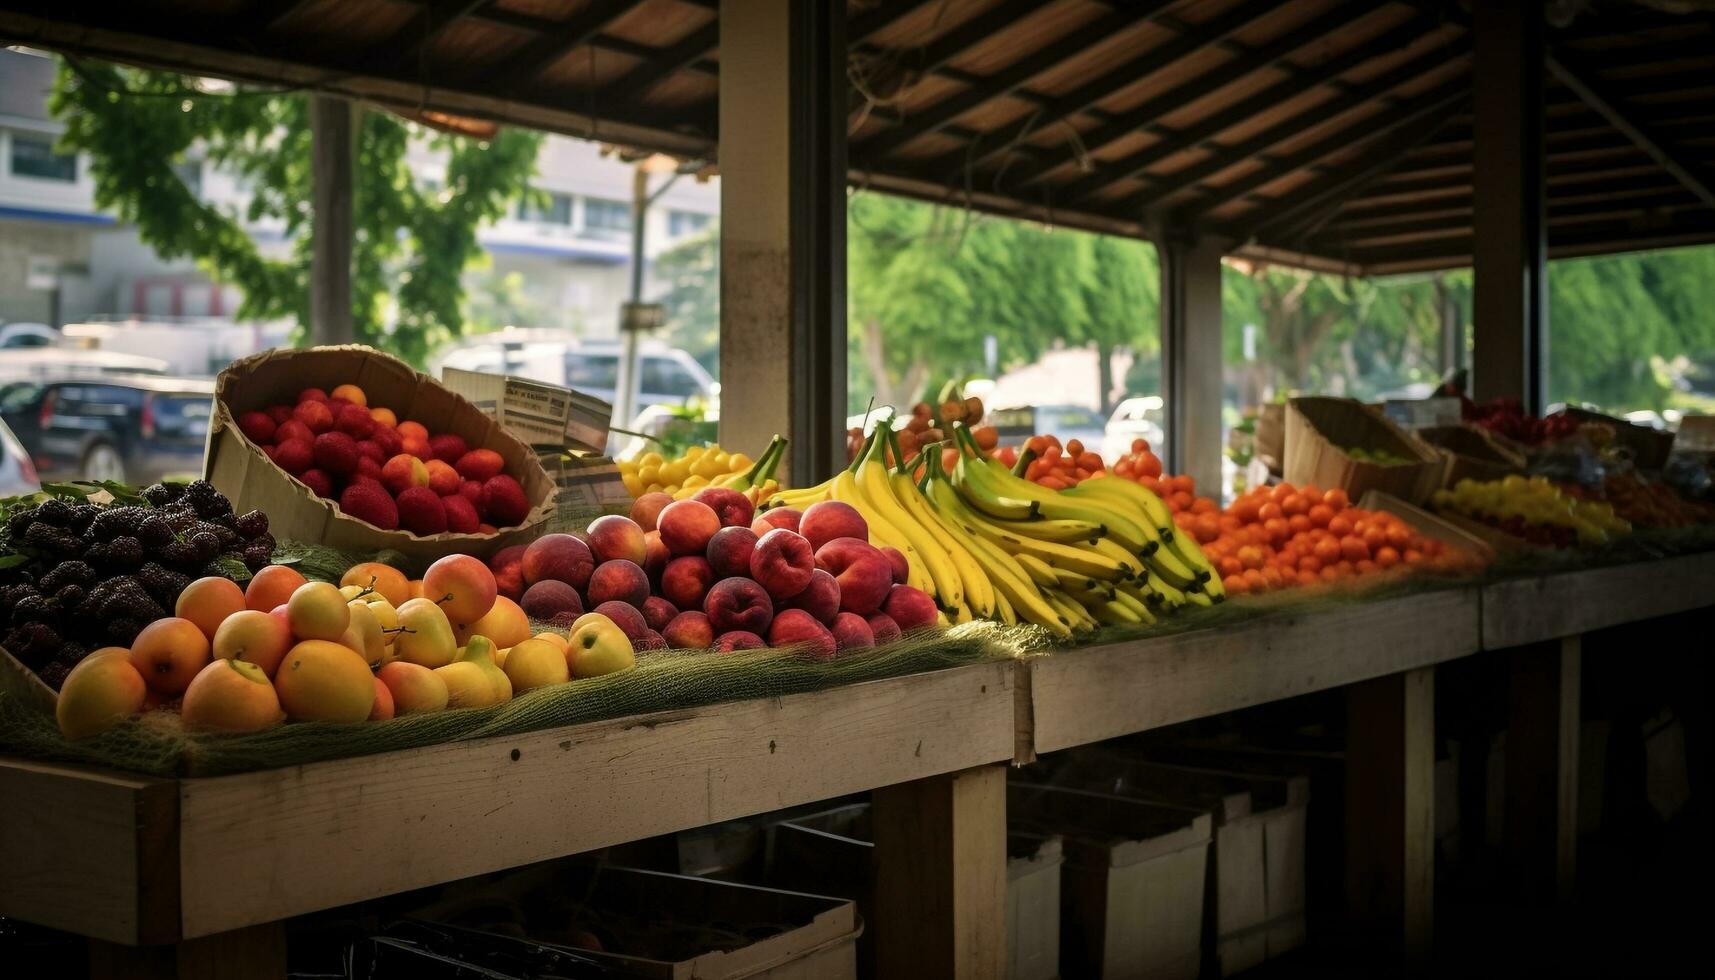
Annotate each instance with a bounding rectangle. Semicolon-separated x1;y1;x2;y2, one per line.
1561;406;1675;469
1285;397;1444;505
1357;489;1498;561
1009;782;1210;980
1416;424;1528;486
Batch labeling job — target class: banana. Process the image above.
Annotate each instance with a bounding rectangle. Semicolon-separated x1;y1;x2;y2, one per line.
1049;566;1105;596
1118;579;1165;610
854;435;965;611
1068;472;1178;537
923;481;1072;636
1090;538;1145;579
830;469;936;595
1012;552;1058;589
929;476;1132;581
1144;568;1189;609
1110;587;1158;625
985;514;1106;545
951;425;1159;555
1045;590;1097;632
1086;596;1143;626
952;449;1039;520
888;466;994;618
993;589;1018;626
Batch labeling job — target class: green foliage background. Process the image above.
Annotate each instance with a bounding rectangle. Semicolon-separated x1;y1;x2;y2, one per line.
50;60;541;366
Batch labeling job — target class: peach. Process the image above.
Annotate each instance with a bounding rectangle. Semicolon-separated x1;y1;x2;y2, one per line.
369;676;395;721
531;631;568;655
640;629;667;651
662;610;714;649
706;526;757;580
587;601;649;646
129;617;211;697
752;507;801;537
692;486;755;529
454;594;530;649
866;612;902;646
660;556;714;612
180;659;284;732
274;640;376;723
175;576;247;642
455;447;505;482
424;459;462;496
784;568;840;625
340;562;412;607
714;630;766;653
370;406;398;428
56;650;147;738
330;383;367;406
643;530;670;583
641;595;679;633
287;581;351;642
522;533;595;589
629;491;674;532
767;609;836;660
396;420;429;442
815;537;894;615
586;514;647;565
657;500;720;557
799;500;869;552
293;399;333;433
502;637;569;693
831;612;875;651
423;554;498;625
880;546;910;585
520;581;583;627
382;453;431;494
246;565;307;612
750;528;815;601
704;577;773;636
489;544;526;601
883;584;938;632
212;608;293;677
586;559;650;609
377;660;449;715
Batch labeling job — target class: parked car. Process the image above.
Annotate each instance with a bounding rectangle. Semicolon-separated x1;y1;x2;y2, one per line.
1029;404;1108;451
0;322;59;349
1101;395;1166;463
0;375;215;485
0;348;171;384
434;330;716;414
0;417;40;496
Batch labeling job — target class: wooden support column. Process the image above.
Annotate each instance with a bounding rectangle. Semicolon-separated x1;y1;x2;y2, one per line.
1345;667;1435;960
1160;237;1225;498
719;0;846;486
1505;635;1581;902
872;764;1008;980
89;922;287;980
309;95;356;347
1471;1;1546;408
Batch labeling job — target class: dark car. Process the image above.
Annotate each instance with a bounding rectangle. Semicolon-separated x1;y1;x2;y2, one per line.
0;374;215;485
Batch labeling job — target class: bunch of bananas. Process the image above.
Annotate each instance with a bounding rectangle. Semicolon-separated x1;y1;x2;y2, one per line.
765;420;1221;637
619;441;783;504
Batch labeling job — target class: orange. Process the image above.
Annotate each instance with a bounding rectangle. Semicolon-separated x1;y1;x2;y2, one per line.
246;565;308;613
1223;574;1249;595
1299;555;1323;574
1403;548;1424;565
1307;504;1334;528
1281;494;1311;517
1287;514;1312;535
1327;514;1354;537
1258;502;1284;523
1313;537;1342;564
1269;483;1296;504
1375;546;1400;568
1323;488;1350;510
1340;536;1369;562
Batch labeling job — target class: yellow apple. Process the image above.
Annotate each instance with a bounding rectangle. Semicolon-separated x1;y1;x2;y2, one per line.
504;637;570;693
568;616;635;678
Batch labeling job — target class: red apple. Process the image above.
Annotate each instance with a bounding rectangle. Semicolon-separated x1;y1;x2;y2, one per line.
522;533;595;590
660;556;715;612
641;595;679;633
752;507;802;537
831;612;875;651
799;500;868;552
866;612;902;646
630;491;673;532
706;526;758;580
692;486;755;529
593;600;649;645
750;528;815;602
657;499;721;557
714;630;767;653
880;546;910;585
586;515;647;565
663;610;715;649
767;609;836;660
489;544;527;601
883;584;938;632
814;537;894;615
643;530;670;584
784;568;840;625
704;577;773;636
586;559;650;609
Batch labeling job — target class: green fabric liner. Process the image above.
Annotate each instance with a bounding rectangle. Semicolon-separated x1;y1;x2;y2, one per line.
5;527;1712;780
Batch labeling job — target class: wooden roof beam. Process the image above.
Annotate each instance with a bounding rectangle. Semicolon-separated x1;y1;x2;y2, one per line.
849;0;940;43
601;20;720;106
1046;10;1447;206
847;0;1058;122
386;1;492;73
494;0;641;92
917;0;1284;178
853;2;1181;164
1546;47;1715;208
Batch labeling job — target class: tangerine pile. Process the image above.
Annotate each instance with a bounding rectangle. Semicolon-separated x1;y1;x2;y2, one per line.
1016;435;1107;489
1181;481;1484;596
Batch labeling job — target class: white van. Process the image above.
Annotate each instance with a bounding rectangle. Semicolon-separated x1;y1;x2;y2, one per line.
434;329;716;412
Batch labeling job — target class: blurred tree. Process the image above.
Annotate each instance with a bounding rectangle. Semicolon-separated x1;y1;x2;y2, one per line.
463;269;542;334
50;59;539;366
654;223;721;378
1070;235;1158;416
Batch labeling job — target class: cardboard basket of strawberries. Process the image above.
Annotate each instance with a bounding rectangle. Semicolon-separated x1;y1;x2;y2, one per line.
205;346;557;562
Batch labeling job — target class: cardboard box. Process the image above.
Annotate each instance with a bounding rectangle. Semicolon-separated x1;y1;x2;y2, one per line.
1010;782;1210;980
539;450;635;526
1253;403;1286;475
1560;406;1675;469
1284;397;1444;505
441;366;611;453
1417;424;1528;487
204;346;557;564
1383;397;1463;430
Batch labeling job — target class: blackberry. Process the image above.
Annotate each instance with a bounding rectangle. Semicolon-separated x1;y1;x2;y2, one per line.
235;510;269;539
87;536;144;572
88;506;150;542
136;563;191;607
136;516;173;549
25;522;86;555
14;621;62;659
51;641;86;667
163;510;199;533
11;594;58;627
140;482;184;507
160;540;200;566
0;582;39;616
184;480;233;518
38;661;70;691
199;521;242;551
52;584;86;610
100;586;163;625
34;498;74;526
5;507;37;538
241;545;273;572
37;560;96;594
190;532;221;562
67;503;100;533
106;618;145;645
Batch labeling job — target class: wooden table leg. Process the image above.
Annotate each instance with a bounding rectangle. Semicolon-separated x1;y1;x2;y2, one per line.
89;922;287;980
872;764;1007;980
1505;635;1581;902
1346;666;1435;960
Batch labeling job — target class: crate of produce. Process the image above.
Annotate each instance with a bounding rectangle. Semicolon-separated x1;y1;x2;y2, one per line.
1357;489;1499;561
205;345;557;563
1253;403;1286;475
1038;753;1310;977
761;802;1065;980
1284;397;1443;506
1416;424;1528;487
412;862;860;980
1560;406;1675;469
1009;781;1210;980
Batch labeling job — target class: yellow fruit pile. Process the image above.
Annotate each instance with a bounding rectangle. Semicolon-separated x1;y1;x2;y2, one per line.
619;440;783;503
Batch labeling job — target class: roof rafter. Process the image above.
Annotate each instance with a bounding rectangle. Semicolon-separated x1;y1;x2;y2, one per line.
1546;47;1715;207
853;1;1181;164
385;0;492;74
494;0;640;92
847;0;1054;121
600;19;720;106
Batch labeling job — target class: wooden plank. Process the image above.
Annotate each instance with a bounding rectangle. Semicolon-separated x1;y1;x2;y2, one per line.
873;764;1008;980
89;922;286;980
1344;667;1435;959
175;660;1016;938
0;759;178;946
308;95;355;346
1031;588;1480;754
1480;551;1715;648
1504;636;1581;903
